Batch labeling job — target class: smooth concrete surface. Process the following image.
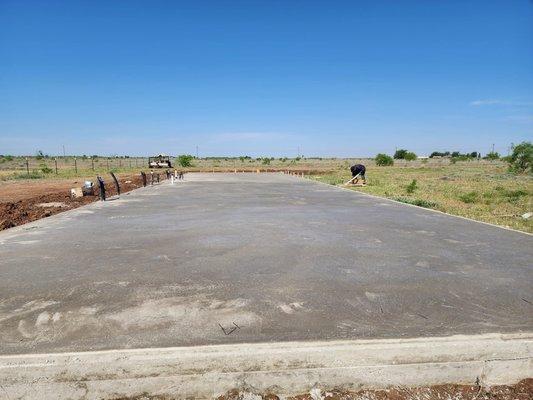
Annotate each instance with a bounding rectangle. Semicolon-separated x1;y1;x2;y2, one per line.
0;173;532;355
0;333;531;399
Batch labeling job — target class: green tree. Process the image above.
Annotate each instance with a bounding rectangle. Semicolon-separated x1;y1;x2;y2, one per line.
394;149;417;160
394;149;408;159
508;141;532;173
375;153;394;166
177;154;194;167
429;151;450;158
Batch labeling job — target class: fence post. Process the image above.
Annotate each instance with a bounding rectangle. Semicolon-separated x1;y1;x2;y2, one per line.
25;157;29;176
119;158;122;167
55;158;58;174
107;158;110;170
141;171;147;187
91;157;95;171
74;157;77;174
97;176;106;201
110;171;120;196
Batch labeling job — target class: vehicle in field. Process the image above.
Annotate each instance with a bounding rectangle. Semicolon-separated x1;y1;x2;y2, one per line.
148;154;172;168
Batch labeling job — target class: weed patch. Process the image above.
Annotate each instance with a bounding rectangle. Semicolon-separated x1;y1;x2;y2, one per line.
405;179;418;194
458;191;479;203
393;197;439;209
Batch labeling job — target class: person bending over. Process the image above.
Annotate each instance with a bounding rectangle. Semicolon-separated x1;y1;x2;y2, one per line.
350;164;366;184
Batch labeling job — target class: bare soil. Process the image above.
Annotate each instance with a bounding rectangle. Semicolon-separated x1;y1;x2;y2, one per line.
0;172;167;231
110;379;533;399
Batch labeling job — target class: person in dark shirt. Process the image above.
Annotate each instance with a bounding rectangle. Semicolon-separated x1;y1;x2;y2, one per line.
350;164;366;184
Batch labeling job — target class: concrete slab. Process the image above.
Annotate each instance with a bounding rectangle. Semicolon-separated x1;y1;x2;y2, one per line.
0;173;532;355
1;333;531;399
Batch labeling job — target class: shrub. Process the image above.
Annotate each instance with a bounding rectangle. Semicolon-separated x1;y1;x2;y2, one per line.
177;154;194;167
40;163;53;174
484;151;500;160
404;152;417;161
261;158;271;165
508;141;532;173
375;153;394;166
406;179;418;194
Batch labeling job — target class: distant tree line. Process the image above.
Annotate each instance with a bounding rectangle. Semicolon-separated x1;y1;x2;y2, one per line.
373;141;531;174
429;151;481;159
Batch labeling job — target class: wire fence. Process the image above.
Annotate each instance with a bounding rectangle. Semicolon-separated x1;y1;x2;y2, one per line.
0;156;504;179
0;157;150;175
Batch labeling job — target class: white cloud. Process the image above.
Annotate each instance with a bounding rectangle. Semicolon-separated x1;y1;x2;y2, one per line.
503;115;533;123
470;99;533;107
469;99;505;106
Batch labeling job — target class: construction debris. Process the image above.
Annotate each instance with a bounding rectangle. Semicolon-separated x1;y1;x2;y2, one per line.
70;187;83;198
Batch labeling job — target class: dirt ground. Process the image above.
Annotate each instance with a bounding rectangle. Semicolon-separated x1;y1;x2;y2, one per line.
0;172;167;231
111;379;533;400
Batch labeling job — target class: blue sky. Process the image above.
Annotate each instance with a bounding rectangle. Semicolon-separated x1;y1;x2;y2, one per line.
1;0;532;157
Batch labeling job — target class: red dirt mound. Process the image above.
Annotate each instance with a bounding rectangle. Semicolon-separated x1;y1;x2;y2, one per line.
0;172;165;231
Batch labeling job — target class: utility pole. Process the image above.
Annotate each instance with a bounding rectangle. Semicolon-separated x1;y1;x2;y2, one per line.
491;143;495;154
297;146;300;158
196;145;199;159
62;145;66;157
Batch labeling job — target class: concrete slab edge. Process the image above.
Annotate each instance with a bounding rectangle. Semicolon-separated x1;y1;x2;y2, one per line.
299;174;533;236
1;332;531;399
0;180;174;239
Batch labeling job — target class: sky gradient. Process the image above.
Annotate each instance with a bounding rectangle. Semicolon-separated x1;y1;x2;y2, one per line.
1;0;532;157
